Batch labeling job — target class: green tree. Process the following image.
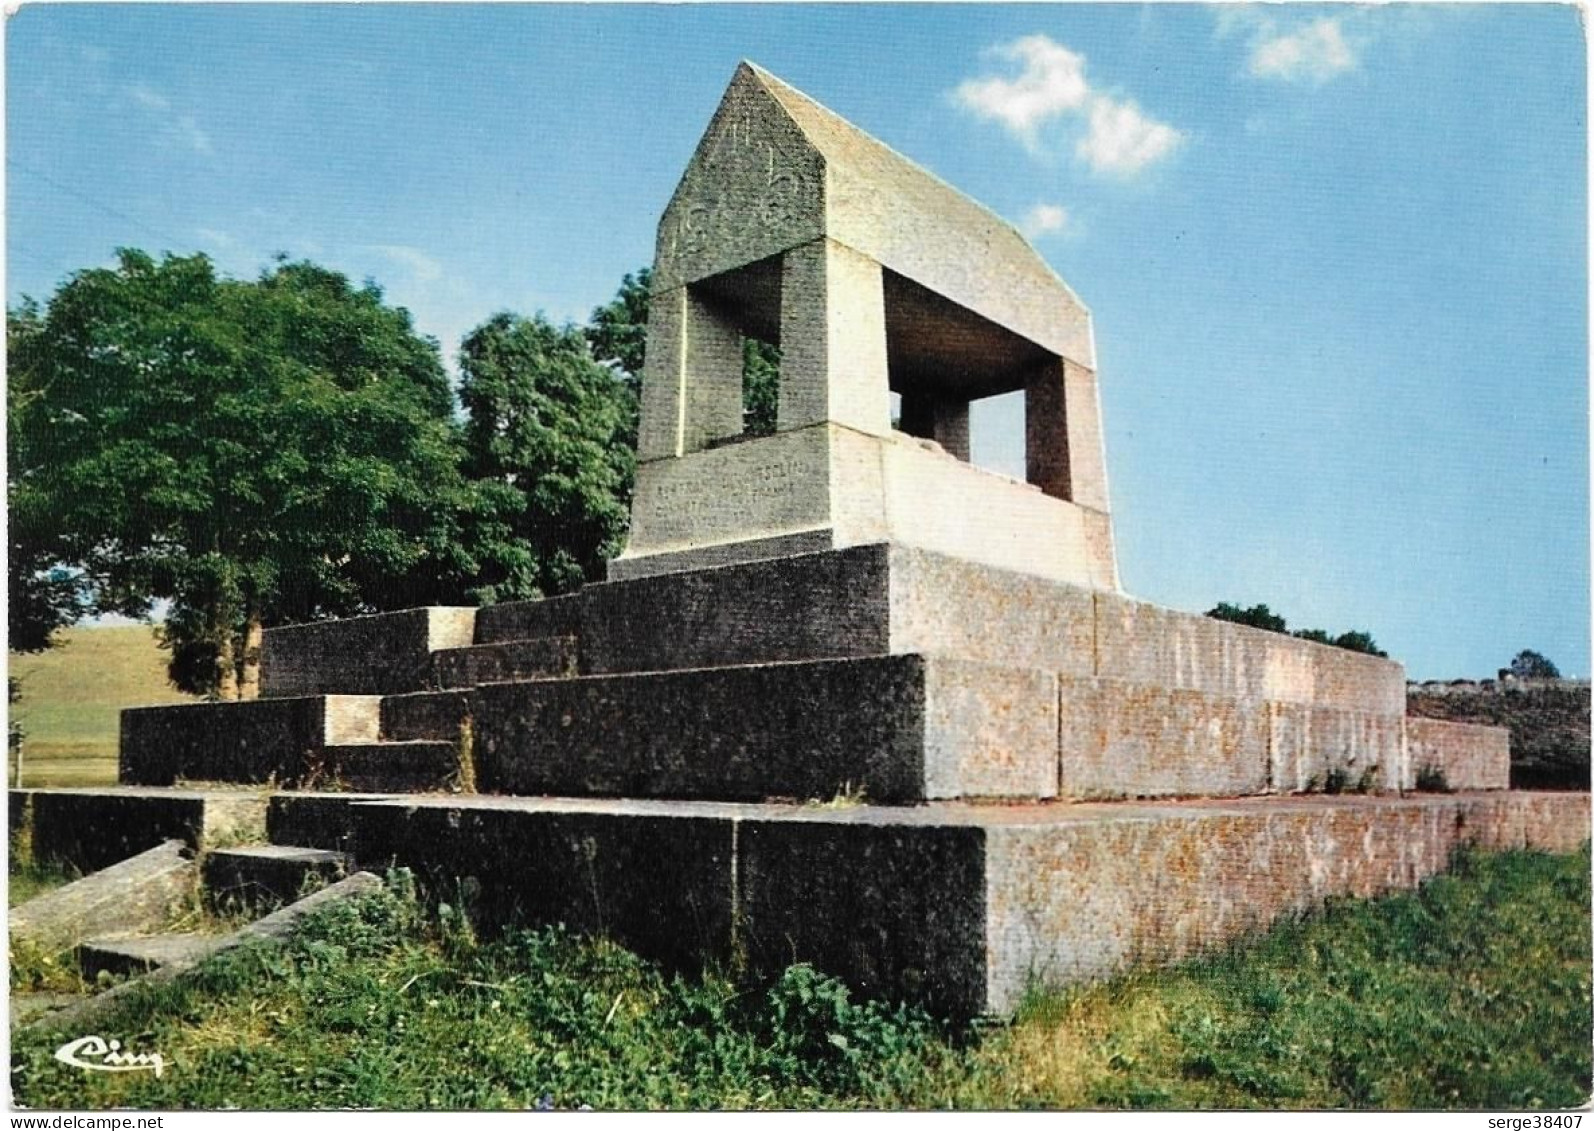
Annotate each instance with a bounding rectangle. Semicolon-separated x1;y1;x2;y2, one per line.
458;311;634;602
8;250;469;699
1205;602;1288;634
586;267;782;439
1508;650;1561;680
1207;601;1386;658
7;301;93;653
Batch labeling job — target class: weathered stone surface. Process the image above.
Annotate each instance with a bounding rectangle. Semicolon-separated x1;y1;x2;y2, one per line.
888;545;1095;675
10;841;196;951
432;638;578;689
351;798;736;971
319;741;458;793
120;695;379;786
1268;703;1405;794
586;544;890;674
923;661;1058;799
25;788;268;873
78;931;217;979
471;593;583;647
267;793;390;855
380;689;470;743
341;791;1588;1018
203;845;350;913
1094;592;1406;715
469;655;1056;803
982;791;1589;1012
1406;717;1511;791
471;656;930;802
1057;678;1270;800
261;607;475;697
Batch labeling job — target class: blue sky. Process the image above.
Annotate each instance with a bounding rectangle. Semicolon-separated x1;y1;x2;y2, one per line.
7;4;1588;679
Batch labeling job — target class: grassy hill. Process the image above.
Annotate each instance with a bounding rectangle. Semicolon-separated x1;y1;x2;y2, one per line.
8;624;202;788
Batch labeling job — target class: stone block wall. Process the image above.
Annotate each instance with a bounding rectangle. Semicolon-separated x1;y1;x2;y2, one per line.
1405;716;1511;791
261;607;475;697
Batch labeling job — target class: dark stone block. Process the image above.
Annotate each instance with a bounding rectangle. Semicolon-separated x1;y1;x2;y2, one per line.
121;698;330;786
432;638;577;689
320;742;458;793
581;544;891;673
203;846;349;913
351;800;736;971
28;790;266;873
268;793;386;855
472;656;929;803
472;594;584;646
261;608;474;697
739;816;989;1017
381;690;470;742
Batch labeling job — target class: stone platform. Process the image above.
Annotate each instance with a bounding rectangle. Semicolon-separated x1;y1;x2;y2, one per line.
21;785;1576;1018
120;544;1431;805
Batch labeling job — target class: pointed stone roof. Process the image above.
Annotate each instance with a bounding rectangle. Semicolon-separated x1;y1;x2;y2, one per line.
655;62;1094;368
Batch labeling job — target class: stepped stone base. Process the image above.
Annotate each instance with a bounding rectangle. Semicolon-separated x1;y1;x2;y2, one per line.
118;545;1508;805
347;789;1590;1017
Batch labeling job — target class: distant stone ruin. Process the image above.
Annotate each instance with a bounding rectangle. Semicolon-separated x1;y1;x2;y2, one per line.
12;62;1586;1019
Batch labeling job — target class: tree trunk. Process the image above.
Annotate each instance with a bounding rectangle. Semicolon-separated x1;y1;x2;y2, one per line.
239;606;263;702
215;628;239;702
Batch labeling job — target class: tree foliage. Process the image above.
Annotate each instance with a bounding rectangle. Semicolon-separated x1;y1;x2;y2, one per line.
1508;650;1561;681
1205;601;1387;657
586;266;781;439
1205;602;1288;634
8;250;469;697
458;311;634;602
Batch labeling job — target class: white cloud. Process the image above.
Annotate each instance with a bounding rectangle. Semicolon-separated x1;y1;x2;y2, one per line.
196;227;236;249
1019;202;1070;240
953;35;1090;150
1076;96;1183;177
953;34;1182;177
128;84;169;111
371;244;444;283
125;83;213;154
1248;18;1357;84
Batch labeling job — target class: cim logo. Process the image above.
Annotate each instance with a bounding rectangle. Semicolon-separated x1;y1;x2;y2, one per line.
53;1035;165;1077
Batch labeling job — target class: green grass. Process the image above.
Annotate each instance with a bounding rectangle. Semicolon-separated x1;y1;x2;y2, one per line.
8;624;202;788
10;845;1590;1111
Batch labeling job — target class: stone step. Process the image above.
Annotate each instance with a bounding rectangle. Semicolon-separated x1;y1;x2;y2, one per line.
121;695;380;786
320;741;458;792
10;841;196;951
348;790;1591;1018
78;932;220;980
467;654;1057;803
268;792;394;855
14;788;270;874
431;637;578;690
203;845;353;914
382;656;1419;805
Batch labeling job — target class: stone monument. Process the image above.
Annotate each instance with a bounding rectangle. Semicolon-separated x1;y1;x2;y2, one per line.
16;62;1586;1018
